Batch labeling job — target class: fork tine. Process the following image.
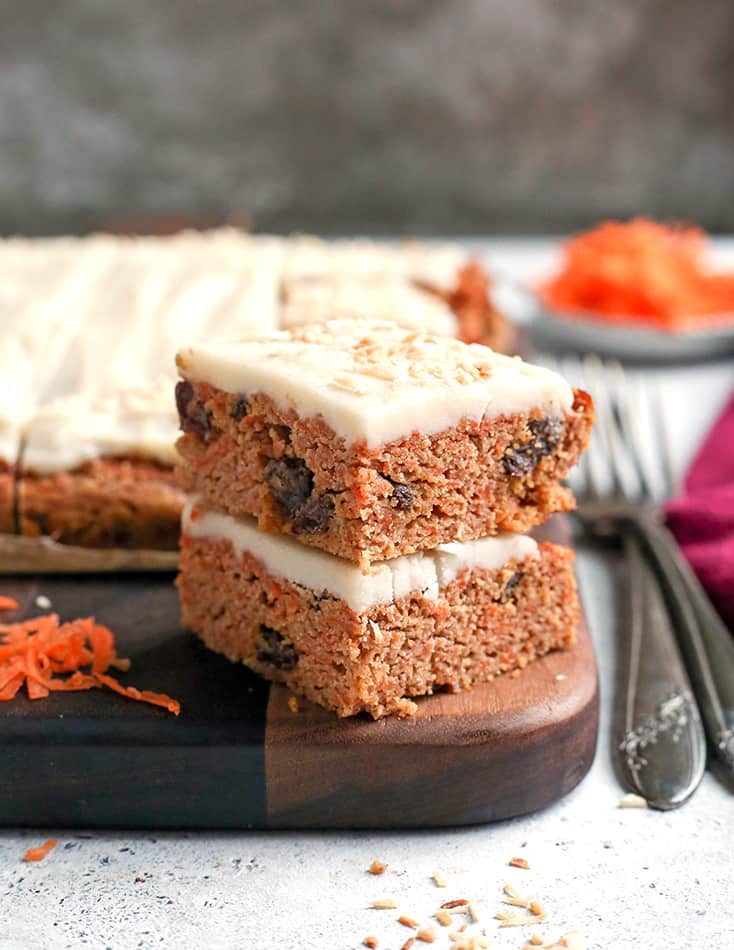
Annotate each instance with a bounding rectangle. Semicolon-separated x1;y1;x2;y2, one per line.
608;360;661;502
649;382;676;499
581;353;639;500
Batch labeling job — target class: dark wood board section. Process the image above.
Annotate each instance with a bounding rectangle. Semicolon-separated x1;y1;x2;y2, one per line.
0;518;598;829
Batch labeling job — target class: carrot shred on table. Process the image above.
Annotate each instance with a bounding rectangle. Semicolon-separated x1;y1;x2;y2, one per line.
539;218;734;331
0;596;19;611
23;838;58;863
0;606;179;715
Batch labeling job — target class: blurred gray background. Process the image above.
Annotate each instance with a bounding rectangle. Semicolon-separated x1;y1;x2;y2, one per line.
1;0;733;236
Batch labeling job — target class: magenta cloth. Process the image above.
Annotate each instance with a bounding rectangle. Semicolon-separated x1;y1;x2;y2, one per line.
666;391;734;632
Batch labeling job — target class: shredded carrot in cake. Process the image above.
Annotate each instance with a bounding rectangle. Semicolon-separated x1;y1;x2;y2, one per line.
23;838;58;862
539;218;734;331
0;608;180;715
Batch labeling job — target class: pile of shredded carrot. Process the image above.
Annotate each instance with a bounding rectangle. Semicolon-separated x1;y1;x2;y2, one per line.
539;218;734;331
0;597;180;715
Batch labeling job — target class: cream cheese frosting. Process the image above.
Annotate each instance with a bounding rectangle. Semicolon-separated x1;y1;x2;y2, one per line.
177;320;573;448
182;499;539;613
22;381;180;474
281;276;458;336
283;235;468;290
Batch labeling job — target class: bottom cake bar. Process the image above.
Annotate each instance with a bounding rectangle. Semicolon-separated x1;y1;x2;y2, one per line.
178;500;579;718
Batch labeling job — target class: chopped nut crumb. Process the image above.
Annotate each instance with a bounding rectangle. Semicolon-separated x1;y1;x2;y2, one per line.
618;792;648;809
503;883;524;901
441;899;470;909
496;908;546;928
363;938;379;949
509;857;530;870
432;870;448;888
371;899;397;910
368;860;388;875
416;927;436;943
287;695;299;714
398;915;419;929
400;939;415;950
435;911;452;927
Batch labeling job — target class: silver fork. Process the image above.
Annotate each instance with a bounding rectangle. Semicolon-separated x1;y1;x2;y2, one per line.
565;354;734;789
545;354;706;808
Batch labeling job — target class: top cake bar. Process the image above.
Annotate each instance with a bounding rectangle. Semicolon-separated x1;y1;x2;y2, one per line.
176;320;593;566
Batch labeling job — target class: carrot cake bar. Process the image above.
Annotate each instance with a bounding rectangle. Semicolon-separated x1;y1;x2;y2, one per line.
178;499;579;718
281;236;508;349
176;321;593;565
18;383;185;549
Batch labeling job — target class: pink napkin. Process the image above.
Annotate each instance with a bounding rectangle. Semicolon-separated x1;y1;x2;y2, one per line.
666;391;734;632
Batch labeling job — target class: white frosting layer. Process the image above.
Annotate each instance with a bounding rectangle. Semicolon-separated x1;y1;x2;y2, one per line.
177;320;573;447
283;235;468;290
22;381;180;473
182;500;539;613
281;277;458;336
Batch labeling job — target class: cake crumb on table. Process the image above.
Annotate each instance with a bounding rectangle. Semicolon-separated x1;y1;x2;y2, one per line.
398;915;419;929
432;870;448;888
529;901;545;917
416;926;436;942
287;695;299;713
509;856;531;869
362;938;379;948
618;792;648;809
530;935;545;946
400;939;415;950
371;899;397;910
368;860;388;875
467;900;480;922
435;911;452;927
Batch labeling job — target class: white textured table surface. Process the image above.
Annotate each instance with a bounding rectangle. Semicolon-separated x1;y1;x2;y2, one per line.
1;241;733;950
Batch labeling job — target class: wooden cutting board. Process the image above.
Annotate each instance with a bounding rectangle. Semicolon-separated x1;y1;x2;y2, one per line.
0;518;598;829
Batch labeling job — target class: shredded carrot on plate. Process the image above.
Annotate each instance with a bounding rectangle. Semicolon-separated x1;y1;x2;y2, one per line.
0;596;19;611
23;838;58;862
539;218;734;331
0;607;180;715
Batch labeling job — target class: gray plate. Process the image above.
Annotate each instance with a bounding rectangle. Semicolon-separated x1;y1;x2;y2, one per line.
493;279;734;361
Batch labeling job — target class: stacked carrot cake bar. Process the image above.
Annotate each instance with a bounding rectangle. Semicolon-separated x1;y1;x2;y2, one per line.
176;321;593;718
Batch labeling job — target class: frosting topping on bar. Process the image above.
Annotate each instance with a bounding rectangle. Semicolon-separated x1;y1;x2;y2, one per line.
281;277;458;336
182;499;539;613
177;320;573;447
22;381;180;474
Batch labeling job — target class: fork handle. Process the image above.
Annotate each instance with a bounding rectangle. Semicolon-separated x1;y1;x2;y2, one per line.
630;515;734;780
616;531;706;808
